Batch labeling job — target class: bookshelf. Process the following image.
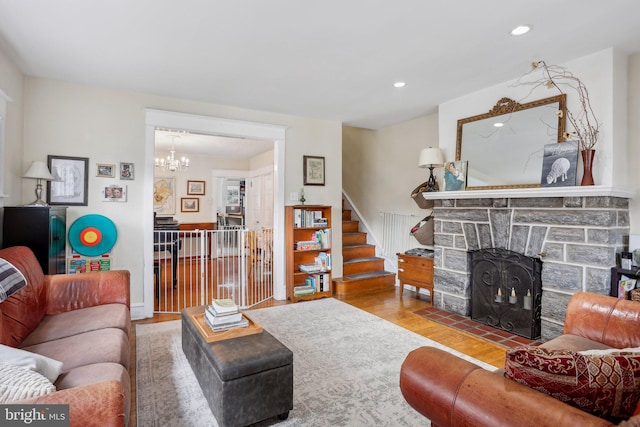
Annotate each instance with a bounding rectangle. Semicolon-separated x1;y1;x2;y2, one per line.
285;205;332;302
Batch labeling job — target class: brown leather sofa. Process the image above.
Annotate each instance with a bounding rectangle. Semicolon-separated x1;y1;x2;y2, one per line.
400;292;640;427
0;246;131;427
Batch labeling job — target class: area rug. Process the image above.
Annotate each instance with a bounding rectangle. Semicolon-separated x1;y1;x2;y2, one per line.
136;298;495;426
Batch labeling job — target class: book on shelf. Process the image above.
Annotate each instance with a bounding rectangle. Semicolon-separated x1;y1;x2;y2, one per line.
314;229;331;249
293;284;316;297
295;241;322;251
313;217;328;227
210;298;239;315
204;315;250;332
205;306;244;325
315;252;331;270
299;263;324;273
293;209;327;228
304;273;330;293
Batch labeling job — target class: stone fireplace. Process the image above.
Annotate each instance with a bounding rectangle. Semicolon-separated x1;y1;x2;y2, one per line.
430;194;629;341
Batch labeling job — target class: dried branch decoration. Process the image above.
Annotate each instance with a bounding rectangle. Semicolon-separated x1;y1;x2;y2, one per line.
515;61;600;151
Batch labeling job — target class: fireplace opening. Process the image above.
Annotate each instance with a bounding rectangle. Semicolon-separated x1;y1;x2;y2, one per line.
470;248;542;340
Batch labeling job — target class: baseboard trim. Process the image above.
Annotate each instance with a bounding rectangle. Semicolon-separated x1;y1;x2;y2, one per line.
131;303;148;320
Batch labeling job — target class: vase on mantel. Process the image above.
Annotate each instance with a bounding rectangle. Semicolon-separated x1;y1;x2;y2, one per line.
581;149;595;186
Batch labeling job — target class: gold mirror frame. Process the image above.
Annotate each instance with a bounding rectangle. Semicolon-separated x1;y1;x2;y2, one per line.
455;94;567;190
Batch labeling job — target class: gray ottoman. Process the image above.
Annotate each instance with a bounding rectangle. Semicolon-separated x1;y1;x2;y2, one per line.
181;306;293;427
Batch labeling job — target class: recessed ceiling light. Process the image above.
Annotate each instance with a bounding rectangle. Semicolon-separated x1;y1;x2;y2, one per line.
493;122;504;128
394;82;406;88
510;25;531;36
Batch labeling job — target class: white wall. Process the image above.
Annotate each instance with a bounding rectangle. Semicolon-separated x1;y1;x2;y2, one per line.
438;48;627;188
21;77;343;307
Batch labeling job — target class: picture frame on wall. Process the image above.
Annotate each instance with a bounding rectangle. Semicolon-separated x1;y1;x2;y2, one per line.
226;186;240;206
47;155;89;206
154;176;175;215
187;180;205;195
181;197;199;212
120;162;134;180
102;185;127;202
303;155;325;186
96;163;115;178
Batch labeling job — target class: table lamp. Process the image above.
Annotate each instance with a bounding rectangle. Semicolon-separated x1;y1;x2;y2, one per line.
418;147;444;192
23;161;54;206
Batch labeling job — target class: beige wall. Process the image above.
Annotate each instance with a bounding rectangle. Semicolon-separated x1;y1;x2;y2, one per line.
343;114;438;245
0;44;24;211
18;77;342;307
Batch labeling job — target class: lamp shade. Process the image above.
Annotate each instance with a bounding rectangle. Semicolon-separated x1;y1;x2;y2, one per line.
418;147;444;168
23;161;54;181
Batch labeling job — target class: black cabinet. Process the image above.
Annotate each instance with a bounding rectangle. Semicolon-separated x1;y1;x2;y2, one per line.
610;266;640;298
2;206;67;274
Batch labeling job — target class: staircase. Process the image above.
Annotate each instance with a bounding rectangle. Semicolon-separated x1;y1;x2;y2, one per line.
333;207;396;296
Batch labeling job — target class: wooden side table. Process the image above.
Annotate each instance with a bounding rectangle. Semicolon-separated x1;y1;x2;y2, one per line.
397;253;434;306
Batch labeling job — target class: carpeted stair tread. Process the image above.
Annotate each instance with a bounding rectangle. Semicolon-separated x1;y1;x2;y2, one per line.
343;256;383;264
344;271;395;280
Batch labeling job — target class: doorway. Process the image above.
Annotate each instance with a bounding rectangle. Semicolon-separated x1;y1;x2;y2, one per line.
143;109;286;319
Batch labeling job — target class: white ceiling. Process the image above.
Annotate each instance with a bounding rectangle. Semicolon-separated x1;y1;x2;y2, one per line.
1;0;640;132
154;129;273;158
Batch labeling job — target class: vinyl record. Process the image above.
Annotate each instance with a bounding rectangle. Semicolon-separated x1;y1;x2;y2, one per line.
68;214;117;256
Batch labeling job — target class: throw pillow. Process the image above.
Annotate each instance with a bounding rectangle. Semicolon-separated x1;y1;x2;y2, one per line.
0;362;56;403
505;346;640;420
0;258;27;302
0;345;63;383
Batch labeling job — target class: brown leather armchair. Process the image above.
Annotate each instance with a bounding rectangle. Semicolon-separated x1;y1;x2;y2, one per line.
400;292;640;427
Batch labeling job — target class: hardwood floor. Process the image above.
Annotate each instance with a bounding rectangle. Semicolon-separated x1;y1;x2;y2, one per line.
129;287;506;427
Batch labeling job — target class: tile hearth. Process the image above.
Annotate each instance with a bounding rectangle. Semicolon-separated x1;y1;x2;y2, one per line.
415;306;541;349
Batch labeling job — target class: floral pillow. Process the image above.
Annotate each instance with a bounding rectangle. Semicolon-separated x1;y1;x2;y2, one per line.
505;346;640;421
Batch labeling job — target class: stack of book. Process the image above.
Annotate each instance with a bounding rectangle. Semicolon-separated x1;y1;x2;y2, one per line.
204;298;249;332
293;284;315;297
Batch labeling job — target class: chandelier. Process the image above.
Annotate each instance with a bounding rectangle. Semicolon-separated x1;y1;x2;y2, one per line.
155;136;190;172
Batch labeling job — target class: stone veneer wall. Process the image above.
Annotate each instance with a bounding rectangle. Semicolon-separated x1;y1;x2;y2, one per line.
432;196;629;341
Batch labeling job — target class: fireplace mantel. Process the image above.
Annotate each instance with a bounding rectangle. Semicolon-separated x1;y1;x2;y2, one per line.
422;185;634;200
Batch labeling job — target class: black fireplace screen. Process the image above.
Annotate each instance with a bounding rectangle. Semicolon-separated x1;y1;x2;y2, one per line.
470;248;542;340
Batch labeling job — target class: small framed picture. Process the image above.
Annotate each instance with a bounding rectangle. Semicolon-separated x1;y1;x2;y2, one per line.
120;162;134;180
438;161;468;191
303;155;325;186
187;180;205;195
540;141;579;187
102;185;127;202
96;163;115;178
181;197;199;212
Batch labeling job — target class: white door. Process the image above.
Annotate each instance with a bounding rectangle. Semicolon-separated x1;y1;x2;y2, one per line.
246;169;274;230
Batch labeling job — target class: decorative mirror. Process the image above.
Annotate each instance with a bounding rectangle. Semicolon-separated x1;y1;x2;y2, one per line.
456;94;566;190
